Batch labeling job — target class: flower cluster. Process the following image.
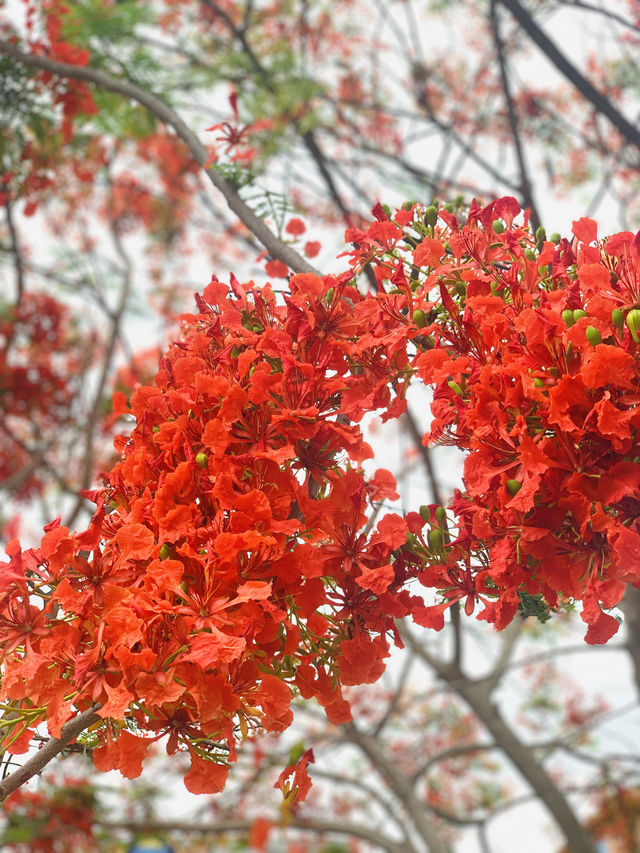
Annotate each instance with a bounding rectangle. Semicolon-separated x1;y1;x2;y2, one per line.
0;269;419;792
2;197;639;795
345;197;640;644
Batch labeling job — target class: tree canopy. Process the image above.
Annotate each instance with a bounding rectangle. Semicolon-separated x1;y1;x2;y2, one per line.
1;1;640;851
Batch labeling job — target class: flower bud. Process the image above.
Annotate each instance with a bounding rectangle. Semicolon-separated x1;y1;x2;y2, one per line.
626;308;640;343
550;232;561;244
419;504;431;522
573;308;587;322
434;505;447;525
585;326;601;346
535;226;546;244
159;543;172;560
611;308;625;329
196;452;209;469
427;527;444;555
561;309;574;327
524;248;537;261
425;205;438;227
506;479;522;496
492;220;505;234
413;309;429;328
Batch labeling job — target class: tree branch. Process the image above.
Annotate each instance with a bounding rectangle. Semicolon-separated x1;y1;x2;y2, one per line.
100;816;408;853
0;39;319;276
619;584;640;699
489;0;542;233
0;706;101;802
399;624;599;853
343;721;452;853
497;0;640;152
3;200;25;304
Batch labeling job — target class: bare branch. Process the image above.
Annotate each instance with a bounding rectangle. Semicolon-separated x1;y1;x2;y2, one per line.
399;623;599;853
489;0;542;233
497;0;640;153
556;0;640;32
100;816;408;853
3;200;25;303
478;614;524;694
344;721;452;853
0;706;101;802
620;584;640;700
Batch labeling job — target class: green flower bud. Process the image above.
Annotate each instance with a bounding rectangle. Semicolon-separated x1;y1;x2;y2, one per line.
626;308;640;343
427;527;444;555
573;308;587;322
447;379;463;396
535;226;546;244
524;248;537;261
381;203;392;219
419;505;431;522
159;543;172;561
611;308;625;329
413;309;429;328
492;220;505;234
506;479;522;496
425;205;438;227
435;505;447;525
585;326;601;346
561;309;574;327
550;232;561;244
196;452;209;469
152;425;160;434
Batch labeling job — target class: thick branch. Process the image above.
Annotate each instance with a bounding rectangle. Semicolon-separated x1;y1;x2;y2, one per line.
489;0;542;233
400;625;599;853
311;767;416;851
3;200;25;303
0;706;101;801
620;584;640;699
344;722;452;853
101;817;407;853
497;0;640;152
0;39;318;276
